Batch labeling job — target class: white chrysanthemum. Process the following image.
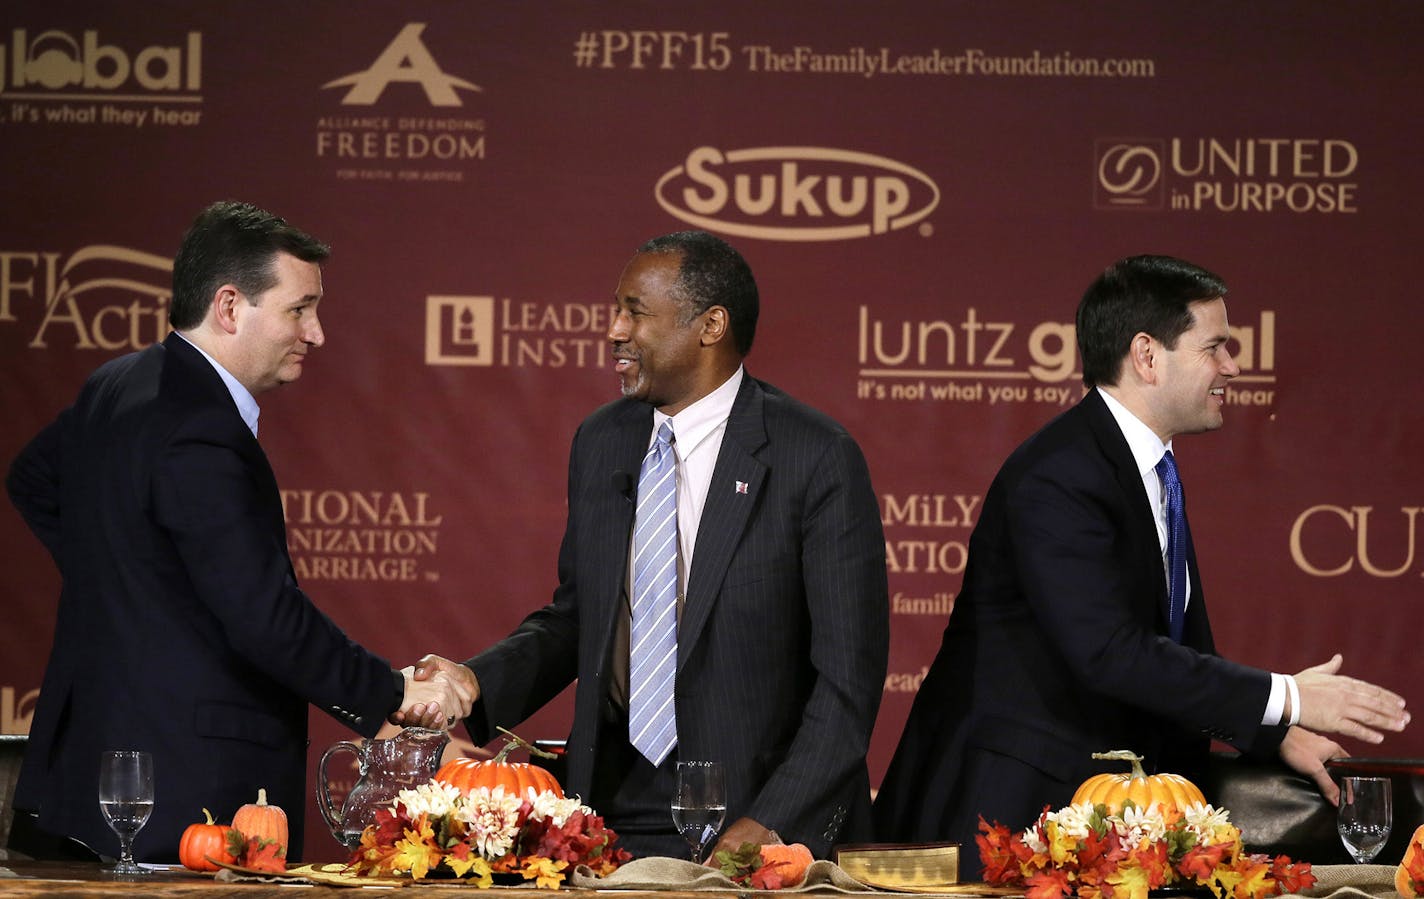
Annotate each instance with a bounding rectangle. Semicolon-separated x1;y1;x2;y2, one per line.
1118;803;1168;844
1182;802;1232;837
1022;822;1048;854
529;790;589;826
1046;802;1096;841
454;786;523;859
395;780;464;819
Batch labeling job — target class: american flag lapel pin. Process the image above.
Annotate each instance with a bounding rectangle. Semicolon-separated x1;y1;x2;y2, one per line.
735;480;749;495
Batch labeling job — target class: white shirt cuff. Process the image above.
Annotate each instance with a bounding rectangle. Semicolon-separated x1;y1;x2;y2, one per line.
1262;673;1301;726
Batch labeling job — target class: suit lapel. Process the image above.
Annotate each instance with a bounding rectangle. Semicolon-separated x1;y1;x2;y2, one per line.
163;333;287;539
678;376;768;665
1081;390;1172;631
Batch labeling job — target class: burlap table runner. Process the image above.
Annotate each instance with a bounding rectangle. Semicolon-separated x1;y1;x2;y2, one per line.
570;856;873;891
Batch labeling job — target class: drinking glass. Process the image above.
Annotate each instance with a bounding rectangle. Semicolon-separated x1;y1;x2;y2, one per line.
1338;775;1392;863
98;750;154;875
672;760;726;863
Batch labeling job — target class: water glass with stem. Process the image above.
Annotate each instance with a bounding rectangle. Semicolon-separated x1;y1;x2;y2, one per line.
98;750;154;875
672;760;726;863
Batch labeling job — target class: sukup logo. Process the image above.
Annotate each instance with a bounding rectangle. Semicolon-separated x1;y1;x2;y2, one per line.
322;23;479;106
655;146;940;242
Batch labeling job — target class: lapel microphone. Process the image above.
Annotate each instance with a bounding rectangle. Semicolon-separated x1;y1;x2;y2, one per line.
611;470;634;503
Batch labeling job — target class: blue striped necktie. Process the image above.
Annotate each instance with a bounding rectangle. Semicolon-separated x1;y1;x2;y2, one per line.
1155;449;1187;643
629;421;678;765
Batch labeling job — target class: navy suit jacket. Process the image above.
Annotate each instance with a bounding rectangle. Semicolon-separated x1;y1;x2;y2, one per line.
874;390;1283;871
466;374;889;855
7;333;401;861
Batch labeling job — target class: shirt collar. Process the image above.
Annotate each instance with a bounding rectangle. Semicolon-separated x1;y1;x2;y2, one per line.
176;331;261;438
1097;386;1170;478
653;366;744;457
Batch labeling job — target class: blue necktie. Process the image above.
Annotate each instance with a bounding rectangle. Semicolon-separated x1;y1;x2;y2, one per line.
629;421;678;765
1155;450;1187;643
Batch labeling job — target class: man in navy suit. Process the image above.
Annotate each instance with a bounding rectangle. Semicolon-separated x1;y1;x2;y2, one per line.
7;201;466;862
416;231;889;859
874;255;1409;874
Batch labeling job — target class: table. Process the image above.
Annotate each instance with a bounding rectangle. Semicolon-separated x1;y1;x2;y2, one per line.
0;860;1403;899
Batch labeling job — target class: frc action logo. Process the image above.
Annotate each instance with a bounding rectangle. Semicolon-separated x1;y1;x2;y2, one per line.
655;146;940;241
0;246;172;350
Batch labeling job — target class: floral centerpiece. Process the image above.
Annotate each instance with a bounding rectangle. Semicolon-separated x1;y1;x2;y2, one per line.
978;800;1316;899
346;779;630;887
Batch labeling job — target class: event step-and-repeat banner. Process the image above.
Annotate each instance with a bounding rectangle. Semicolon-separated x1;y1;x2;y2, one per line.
2;1;1419;860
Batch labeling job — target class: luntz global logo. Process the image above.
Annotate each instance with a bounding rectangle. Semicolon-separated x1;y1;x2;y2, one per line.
655;146;940;241
1095;137;1359;214
0;27;204;128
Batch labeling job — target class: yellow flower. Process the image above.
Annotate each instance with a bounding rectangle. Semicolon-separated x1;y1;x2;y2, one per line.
447;854;493;887
521;856;569;889
1106;863;1153;899
393;816;442;880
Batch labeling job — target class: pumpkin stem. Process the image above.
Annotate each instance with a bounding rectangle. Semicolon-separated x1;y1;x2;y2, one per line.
203;808;216;826
255;788;268;806
1091;750;1148;780
493;726;558;763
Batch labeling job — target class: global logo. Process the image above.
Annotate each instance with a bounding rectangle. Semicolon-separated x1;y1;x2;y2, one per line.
655;146;940;242
1094;139;1163;210
0;28;202;95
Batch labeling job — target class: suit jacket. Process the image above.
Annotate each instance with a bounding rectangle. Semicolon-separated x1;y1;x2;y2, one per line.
7;333;401;861
874;390;1283;871
466;374;889;856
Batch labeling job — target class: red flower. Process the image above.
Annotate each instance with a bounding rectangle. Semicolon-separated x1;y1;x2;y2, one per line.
977;817;1022;884
1025;867;1074;899
1269;855;1316;895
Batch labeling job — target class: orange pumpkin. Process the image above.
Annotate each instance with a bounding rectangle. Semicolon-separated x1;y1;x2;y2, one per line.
178;808;236;872
1396;823;1424;897
1071;750;1206;813
435;728;563;798
760;843;814;887
232;788;288;851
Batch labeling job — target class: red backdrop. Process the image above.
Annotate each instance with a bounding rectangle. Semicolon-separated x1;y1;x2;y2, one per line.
2;0;1420;861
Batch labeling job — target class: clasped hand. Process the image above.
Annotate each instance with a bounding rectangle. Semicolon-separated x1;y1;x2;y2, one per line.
390;662;477;730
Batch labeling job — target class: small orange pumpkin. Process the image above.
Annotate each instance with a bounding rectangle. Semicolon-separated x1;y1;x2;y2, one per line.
760;843;814;887
1071;750;1206;813
1396;823;1424;897
232;788;288;852
178;808;236;872
435;728;563;798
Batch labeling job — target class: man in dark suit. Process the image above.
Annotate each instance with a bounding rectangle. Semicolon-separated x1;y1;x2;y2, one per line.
7;201;466;863
874;255;1409;873
415;231;889;859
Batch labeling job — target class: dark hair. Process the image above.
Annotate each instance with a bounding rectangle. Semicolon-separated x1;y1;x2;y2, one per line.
638;230;759;356
1076;254;1228;388
169;201;330;330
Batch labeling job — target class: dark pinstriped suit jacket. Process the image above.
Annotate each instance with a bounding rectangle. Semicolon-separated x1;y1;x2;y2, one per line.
874;390;1284;873
467;374;889;855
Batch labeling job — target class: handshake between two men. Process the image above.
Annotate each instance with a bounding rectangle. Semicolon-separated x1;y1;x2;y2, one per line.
390;655;480;731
